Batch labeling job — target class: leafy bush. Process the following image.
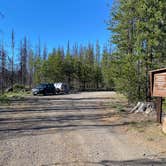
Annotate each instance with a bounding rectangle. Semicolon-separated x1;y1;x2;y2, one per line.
13;84;25;92
0;95;9;104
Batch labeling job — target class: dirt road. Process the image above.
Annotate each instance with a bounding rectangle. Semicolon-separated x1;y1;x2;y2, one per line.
0;92;166;166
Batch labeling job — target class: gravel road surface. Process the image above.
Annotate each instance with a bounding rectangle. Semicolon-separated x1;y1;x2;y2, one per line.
0;92;165;166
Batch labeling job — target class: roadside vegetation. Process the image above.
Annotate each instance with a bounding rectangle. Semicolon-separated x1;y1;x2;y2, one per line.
0;84;30;104
0;94;9;104
163;99;166;112
107;0;166;103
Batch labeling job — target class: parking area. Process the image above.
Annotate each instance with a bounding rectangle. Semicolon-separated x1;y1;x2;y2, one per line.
0;92;166;166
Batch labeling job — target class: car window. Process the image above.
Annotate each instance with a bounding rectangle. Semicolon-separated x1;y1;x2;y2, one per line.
36;84;46;88
49;84;54;88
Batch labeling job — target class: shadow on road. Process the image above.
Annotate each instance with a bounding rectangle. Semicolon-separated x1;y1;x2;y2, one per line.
0;96;129;140
10;97;112;103
43;158;166;166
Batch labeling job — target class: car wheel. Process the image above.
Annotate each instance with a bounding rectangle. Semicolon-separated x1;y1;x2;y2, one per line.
57;88;60;94
43;90;47;96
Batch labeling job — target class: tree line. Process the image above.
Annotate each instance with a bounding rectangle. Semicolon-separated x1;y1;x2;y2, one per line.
107;0;166;102
0;32;113;94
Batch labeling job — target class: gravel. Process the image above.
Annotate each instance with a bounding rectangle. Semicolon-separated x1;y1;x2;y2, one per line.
0;92;165;166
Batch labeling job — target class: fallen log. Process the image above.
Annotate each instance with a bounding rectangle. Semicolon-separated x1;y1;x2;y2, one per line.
130;102;155;114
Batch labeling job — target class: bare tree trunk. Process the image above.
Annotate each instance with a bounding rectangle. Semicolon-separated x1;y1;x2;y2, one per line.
11;29;15;90
1;42;6;94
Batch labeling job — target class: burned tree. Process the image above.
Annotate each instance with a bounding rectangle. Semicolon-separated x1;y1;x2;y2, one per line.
22;37;28;86
19;38;28;86
11;29;15;89
0;42;6;94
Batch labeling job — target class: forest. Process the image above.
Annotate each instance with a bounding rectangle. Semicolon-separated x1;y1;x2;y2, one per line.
0;36;112;93
0;0;166;103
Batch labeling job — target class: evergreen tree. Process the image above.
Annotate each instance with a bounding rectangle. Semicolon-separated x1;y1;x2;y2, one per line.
108;0;166;102
63;41;74;87
43;44;47;60
94;40;102;88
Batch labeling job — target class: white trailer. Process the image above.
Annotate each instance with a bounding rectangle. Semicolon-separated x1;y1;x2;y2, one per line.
54;83;69;94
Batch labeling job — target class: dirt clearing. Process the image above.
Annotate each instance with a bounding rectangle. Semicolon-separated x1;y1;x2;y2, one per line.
0;92;166;166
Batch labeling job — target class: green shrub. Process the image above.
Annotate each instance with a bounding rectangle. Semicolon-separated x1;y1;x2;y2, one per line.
0;95;10;104
13;84;25;92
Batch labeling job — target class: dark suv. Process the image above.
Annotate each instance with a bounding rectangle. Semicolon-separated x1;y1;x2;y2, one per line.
32;83;56;95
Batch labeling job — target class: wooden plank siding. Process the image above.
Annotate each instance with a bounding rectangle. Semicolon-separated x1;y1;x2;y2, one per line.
149;68;166;97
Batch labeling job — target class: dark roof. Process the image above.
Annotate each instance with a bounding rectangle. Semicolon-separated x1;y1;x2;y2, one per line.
149;68;166;74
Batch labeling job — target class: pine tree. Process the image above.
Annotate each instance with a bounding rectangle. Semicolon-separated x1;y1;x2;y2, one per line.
94;40;102;89
108;0;166;102
0;42;6;94
43;44;47;60
63;41;74;87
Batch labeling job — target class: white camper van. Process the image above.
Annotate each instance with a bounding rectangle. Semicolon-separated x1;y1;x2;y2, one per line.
54;83;69;94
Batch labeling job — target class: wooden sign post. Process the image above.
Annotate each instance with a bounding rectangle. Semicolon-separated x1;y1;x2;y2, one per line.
149;68;166;123
156;97;162;123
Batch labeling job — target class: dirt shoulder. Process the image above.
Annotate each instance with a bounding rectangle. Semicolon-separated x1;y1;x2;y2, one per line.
102;99;166;160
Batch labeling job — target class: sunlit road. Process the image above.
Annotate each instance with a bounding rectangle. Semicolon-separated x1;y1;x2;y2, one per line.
0;92;165;166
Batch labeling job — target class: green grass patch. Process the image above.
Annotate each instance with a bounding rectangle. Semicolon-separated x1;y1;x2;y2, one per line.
0;91;31;105
5;91;31;101
6;91;30;97
106;102;127;112
104;93;128;112
114;104;126;112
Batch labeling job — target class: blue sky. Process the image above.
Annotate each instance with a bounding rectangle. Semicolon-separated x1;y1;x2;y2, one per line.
0;0;112;53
